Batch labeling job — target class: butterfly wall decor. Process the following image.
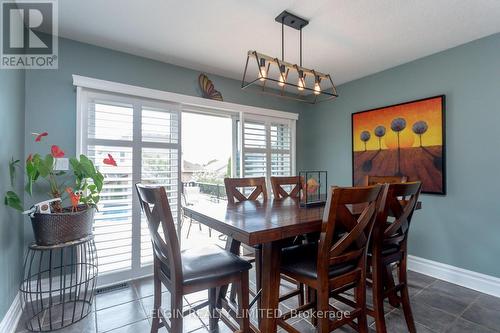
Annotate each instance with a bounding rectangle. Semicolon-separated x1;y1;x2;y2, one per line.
198;74;223;101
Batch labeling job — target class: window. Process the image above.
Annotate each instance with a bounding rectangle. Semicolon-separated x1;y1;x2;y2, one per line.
78;90;180;286
75;75;297;286
240;115;295;180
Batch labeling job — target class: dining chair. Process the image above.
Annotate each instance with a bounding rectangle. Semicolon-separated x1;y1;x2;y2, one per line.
136;184;251;333
224;177;268;204
270;176;302;199
278;184;386;333
224;177;304;319
270;176;307;304
363;175;408;186
367;181;422;333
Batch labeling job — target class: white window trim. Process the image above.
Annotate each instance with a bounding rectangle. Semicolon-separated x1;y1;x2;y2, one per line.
73;75;299;120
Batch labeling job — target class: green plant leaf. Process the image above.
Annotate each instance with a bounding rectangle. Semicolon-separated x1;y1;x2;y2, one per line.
4;191;23;211
79;155;94;175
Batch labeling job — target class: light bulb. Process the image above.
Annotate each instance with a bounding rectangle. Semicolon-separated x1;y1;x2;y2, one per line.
297;78;304;91
259;67;267;81
279;75;285;86
259;58;266;81
313;82;321;95
297;70;305;91
313;76;321;95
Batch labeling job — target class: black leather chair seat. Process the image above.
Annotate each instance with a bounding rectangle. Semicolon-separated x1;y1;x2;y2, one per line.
281;243;356;280
368;244;400;256
161;246;252;286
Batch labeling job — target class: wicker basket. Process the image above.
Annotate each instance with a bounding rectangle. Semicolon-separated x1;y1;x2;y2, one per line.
30;205;95;246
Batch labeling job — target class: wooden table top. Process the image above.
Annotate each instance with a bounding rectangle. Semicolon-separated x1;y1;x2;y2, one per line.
183;198;422;247
183;198;324;246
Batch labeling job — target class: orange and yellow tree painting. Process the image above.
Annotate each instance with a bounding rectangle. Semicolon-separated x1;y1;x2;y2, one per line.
352;96;445;194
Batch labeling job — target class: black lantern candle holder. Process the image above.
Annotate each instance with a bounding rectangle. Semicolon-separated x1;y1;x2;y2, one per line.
299;171;328;207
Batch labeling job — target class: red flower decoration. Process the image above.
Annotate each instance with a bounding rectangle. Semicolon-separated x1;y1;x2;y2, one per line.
33;132;48;142
103;154;117;166
51;145;65;158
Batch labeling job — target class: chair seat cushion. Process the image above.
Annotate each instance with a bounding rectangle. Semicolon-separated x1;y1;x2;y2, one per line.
281;243;356;280
368;244;400;256
162;246;252;286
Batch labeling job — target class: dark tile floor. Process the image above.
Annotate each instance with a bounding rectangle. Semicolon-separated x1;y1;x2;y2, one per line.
15;270;500;333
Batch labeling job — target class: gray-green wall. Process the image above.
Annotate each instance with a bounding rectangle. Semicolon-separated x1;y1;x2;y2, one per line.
0;69;25;319
301;33;500;277
23;37;305;242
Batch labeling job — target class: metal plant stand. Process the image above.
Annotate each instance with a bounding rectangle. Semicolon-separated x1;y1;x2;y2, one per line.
20;236;98;332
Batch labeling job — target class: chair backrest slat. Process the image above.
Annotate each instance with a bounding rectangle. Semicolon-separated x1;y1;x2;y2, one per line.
136;184;182;285
224;177;268;204
381;182;422;240
270;176;302;199
318;185;386;274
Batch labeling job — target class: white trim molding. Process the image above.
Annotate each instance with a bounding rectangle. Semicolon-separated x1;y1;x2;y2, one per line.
72;75;299;120
408;255;500;297
0;292;22;333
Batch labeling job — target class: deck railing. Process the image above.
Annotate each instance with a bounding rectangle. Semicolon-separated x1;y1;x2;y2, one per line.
183;181;227;202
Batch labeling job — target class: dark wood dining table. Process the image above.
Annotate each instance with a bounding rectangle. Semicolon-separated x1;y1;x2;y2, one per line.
183;197;421;332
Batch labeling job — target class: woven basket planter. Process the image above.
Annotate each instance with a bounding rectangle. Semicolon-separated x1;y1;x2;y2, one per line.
30;205;95;246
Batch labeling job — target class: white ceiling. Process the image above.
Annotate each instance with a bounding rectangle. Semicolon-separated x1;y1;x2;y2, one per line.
59;0;500;85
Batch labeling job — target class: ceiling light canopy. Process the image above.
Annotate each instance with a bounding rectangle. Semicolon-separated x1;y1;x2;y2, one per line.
242;10;338;104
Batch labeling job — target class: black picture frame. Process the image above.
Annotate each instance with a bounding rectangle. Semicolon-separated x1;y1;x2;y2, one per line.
351;95;446;195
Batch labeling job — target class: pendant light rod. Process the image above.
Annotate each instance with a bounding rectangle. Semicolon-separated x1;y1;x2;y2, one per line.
299;26;302;67
281;18;284;61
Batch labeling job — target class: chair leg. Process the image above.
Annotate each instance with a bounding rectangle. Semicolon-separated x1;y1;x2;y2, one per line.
298;283;305;306
198;221;202;231
254;246;262;323
384;264;400;307
316;286;330;333
307;286;317;327
372;258;387;333
399;256;417;333
208;287;219;331
236;271;250;333
171;291;183;333
150;261;162;333
209;228;212;237
186;218;193;239
355;277;369;333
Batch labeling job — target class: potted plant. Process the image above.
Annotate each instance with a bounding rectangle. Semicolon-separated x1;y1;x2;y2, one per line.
4;132;117;246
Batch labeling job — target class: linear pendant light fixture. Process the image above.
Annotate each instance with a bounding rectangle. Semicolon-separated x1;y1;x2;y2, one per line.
241;10;338;104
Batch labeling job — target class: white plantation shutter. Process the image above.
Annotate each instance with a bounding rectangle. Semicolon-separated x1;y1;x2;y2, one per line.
241;115;295;181
79;90;180;286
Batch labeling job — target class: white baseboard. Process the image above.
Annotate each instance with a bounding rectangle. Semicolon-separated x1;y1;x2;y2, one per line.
0;292;22;333
408;255;500;298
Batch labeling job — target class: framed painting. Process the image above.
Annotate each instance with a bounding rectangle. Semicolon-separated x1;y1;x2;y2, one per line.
352;95;446;194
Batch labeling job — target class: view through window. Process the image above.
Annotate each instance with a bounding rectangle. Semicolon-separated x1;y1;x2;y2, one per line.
181;112;233;248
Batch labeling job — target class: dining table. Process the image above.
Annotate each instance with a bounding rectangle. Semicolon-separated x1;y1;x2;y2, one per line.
182;197;421;332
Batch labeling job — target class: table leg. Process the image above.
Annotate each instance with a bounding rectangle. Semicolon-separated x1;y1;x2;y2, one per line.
259;241;282;333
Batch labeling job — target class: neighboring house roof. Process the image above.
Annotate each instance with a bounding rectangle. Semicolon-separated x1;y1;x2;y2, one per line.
183;160;203;173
